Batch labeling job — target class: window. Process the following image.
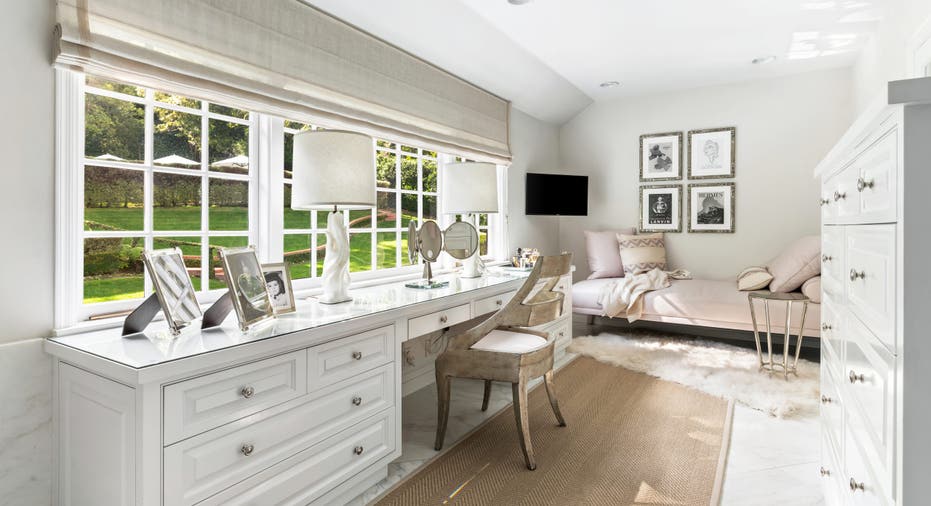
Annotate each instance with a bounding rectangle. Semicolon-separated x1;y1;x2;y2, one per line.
61;71;506;326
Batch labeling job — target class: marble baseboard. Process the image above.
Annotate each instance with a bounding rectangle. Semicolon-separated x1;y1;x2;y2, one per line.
0;338;51;506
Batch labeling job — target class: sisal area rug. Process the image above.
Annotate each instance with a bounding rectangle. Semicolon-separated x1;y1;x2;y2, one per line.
569;332;820;418
374;356;733;506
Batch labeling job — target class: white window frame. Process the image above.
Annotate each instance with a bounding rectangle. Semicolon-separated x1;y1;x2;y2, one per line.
54;69;509;331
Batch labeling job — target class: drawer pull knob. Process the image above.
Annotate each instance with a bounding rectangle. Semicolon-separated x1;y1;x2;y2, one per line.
821;323;833;331
241;444;254;456
821;254;832;263
352;351;363;361
849;477;865;492
558;331;565;337
820;198;831;206
834;191;847;201
821;395;832;404
849;370;866;384
352;396;362;406
820;467;830;477
439;315;448;324
240;386;255;399
495;299;503;306
856;177;874;192
353;446;364;455
849;269;865;281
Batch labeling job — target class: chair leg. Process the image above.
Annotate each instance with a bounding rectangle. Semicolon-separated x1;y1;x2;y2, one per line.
481;380;493;412
434;371;451;451
544;370;567;427
511;380;536;470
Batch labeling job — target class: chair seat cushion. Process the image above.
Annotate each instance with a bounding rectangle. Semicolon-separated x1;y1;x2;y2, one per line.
470;329;549;354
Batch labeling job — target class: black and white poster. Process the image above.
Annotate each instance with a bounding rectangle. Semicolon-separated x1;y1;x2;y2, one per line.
640;185;681;233
688;182;735;233
688;127;736;179
639;132;683;181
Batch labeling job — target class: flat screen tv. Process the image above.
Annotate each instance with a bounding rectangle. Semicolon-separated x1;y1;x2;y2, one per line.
525;173;588;216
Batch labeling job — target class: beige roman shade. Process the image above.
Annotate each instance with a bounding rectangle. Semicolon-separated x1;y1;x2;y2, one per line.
54;0;512;163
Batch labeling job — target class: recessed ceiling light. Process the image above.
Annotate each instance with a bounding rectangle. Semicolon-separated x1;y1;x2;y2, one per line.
599;81;620;88
508;0;532;5
752;55;777;65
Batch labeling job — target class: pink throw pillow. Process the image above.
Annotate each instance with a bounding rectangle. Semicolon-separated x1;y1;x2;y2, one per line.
584;229;636;279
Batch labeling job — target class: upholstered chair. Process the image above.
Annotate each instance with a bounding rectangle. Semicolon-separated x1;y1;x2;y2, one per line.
434;253;571;470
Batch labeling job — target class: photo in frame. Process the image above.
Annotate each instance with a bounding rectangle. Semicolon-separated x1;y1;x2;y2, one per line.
261;263;296;314
688;182;735;233
688;127;736;179
142;248;202;335
639;185;682;233
639;132;683;182
219;246;275;330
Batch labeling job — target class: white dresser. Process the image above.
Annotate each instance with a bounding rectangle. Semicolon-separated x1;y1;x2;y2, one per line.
816;77;931;506
45;269;574;505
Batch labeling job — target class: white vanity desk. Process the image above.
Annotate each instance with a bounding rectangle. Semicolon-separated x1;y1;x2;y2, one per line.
45;268;573;506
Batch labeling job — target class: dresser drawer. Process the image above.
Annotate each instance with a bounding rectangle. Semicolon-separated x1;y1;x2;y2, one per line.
197;409;396;506
844;315;895;495
164;364;395;505
820;295;843;383
163;351;307;445
820;428;844;506
854;130;897;224
824;163;860;223
845;428;894;506
846;225;896;353
821;226;845;298
307;326;394;391
820;366;844;454
408;303;471;338
474;290;517;316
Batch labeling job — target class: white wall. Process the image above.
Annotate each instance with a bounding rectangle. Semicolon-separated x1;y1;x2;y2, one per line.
852;0;931;112
558;68;855;281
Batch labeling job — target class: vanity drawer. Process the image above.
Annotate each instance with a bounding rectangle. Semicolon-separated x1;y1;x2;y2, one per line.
408;303;471;338
820;427;844;506
825;163;860;223
821;226;845;298
845;428;894;506
197;409;396;506
307;326;394;391
846;225;896;353
163;351;307;445
165;364;395;505
854;130;897;224
820;366;843;454
474;290;517;316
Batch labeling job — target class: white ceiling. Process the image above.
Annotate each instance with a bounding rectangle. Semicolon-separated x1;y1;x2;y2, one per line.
306;0;885;125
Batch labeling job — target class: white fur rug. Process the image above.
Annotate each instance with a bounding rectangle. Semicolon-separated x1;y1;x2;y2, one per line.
568;332;820;419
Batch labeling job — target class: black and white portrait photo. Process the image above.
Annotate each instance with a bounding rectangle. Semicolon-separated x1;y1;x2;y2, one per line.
688;182;735;233
688;127;736;179
639;132;683;181
220;246;275;330
639;185;682;233
262;263;296;314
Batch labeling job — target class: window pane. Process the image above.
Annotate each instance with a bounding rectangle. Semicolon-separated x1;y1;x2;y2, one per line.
316;210;329;229
376;151;396;189
349;209;372;229
377;191;397;228
422;158;437;192
284;234;312;281
209;119;249;174
349;233;372;272
154;91;201;110
86;76;144;97
478;214;489;227
376;232;398;269
315;234;326;277
423;195;437;221
84;167;144;231
400;155;417;190
209;103;249;120
401;231;414;266
423;150;437;158
401;194;417;223
209;236;249;290
153;236;202;290
83;237;145;304
283;183;311;230
480;230;488;256
85;94;145;163
400;145;417;154
376;139;396;149
153;172;202;231
154;107;202;167
208;179;249;231
284;131;294;180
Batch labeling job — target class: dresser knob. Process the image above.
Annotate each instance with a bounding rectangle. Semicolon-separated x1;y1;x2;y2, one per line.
353;446;364;455
439;315;448;324
856;177;874;192
240;386;255;399
849;370;866;384
849;269;865;282
849;477;865;492
820;198;831;206
241;443;254;456
834;191;847;201
495;299;503;306
821;395;833;404
821;323;833;331
821;254;832;263
352;351;363;360
352;396;362;406
820;466;830;477
558;331;565;337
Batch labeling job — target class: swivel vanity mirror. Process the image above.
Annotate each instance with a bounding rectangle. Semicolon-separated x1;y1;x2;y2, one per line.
443;221;480;261
405;220;480;290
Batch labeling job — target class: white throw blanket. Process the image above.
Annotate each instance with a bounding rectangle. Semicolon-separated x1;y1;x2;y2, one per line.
598;268;692;321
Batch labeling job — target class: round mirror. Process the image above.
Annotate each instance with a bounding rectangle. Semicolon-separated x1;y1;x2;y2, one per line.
407;220;420;264
443;221;479;260
418;221;444;262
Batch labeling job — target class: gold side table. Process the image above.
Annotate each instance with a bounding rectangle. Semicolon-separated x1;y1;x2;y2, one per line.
747;291;810;380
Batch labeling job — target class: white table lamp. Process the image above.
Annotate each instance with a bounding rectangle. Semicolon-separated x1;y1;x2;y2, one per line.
292;130;375;303
440;162;498;278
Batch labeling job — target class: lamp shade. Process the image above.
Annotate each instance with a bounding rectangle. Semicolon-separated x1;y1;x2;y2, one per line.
291;130;375;210
440;162;499;214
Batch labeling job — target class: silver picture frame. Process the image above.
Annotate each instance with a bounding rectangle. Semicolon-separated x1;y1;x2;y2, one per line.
639;184;682;233
261;262;296;315
687;182;736;233
639;131;683;182
219;246;275;331
142;248;202;335
688;127;736;179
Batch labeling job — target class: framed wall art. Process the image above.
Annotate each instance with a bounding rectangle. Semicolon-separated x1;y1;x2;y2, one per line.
688;127;735;179
639;131;683;182
639;185;682;233
687;182;735;233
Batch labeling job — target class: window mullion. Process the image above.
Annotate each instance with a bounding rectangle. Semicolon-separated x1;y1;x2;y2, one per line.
260;114;284;264
143;88;155;297
200;101;210;293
